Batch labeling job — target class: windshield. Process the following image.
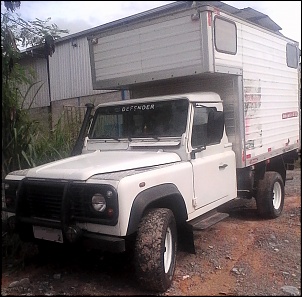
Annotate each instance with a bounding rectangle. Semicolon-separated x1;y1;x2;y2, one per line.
89;99;189;139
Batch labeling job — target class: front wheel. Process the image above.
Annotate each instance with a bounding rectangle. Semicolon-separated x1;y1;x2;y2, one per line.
256;172;285;219
134;208;177;292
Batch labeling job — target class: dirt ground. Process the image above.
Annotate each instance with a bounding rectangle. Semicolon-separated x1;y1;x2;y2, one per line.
1;168;301;296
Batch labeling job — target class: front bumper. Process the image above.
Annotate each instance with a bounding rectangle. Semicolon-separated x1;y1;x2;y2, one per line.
5;177;124;253
7;214;125;253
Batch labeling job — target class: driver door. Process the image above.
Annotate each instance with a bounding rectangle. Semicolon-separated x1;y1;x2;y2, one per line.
190;103;236;209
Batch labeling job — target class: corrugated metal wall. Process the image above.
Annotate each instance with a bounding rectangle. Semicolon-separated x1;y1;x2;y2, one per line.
20;36;108;108
19;57;50;108
49;36;104;102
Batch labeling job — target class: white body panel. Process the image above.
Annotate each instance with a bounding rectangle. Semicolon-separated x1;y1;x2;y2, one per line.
25;150;181;180
72;162;193;237
93;14;202;82
116;162;195;236
213;10;300;166
191;149;236;209
82;150;235;237
90;9;205;89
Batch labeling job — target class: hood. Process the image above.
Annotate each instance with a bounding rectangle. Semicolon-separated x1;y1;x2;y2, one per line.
26;150;181;180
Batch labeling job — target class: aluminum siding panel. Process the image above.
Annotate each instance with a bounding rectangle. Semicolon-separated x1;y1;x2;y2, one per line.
214;11;299;165
19;58;50;108
92;13;202;85
49;36;103;102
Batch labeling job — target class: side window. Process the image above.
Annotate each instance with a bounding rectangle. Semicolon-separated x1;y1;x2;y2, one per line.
191;106;208;147
286;43;298;69
191;104;224;148
214;16;237;55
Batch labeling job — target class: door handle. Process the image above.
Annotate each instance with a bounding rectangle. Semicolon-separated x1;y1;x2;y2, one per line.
219;163;228;169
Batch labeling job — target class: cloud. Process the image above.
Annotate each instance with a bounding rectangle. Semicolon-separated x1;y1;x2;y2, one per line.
14;1;174;35
223;1;301;45
5;1;300;47
53;18;92;35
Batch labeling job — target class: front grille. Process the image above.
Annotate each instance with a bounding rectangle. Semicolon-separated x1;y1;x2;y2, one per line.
18;179;118;226
22;181;65;220
70;188;89;217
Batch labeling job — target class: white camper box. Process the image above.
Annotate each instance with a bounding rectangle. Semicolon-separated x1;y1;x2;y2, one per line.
88;4;300;169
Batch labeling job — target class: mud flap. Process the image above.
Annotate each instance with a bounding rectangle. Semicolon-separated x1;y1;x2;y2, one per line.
177;223;195;254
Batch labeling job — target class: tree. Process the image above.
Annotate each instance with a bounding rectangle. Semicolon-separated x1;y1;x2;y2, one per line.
1;1;69;176
4;1;20;12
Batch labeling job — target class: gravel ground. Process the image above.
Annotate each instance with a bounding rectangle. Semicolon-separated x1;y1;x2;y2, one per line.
1;168;301;296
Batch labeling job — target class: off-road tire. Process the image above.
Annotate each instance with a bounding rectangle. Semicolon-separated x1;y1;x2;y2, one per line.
134;208;177;292
256;172;285;219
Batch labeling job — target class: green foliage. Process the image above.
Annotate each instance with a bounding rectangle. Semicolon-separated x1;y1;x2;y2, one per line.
18;17;69;49
31;116;76;166
1;55;39;175
1;10;69;49
1;3;70;177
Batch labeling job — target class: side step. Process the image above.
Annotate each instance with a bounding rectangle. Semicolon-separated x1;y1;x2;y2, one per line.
188;211;229;230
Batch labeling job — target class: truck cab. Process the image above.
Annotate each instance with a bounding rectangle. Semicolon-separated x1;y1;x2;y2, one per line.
4;91;237;292
83;91;237;215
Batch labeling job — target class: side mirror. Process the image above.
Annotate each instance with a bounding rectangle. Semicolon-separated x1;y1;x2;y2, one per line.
190;145;206;159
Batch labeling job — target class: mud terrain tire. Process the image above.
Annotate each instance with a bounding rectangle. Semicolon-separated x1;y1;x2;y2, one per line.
134;208;177;292
256;171;285;219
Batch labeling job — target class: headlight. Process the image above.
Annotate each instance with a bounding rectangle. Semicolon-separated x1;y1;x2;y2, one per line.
4;181;19;211
91;193;106;212
70;184;118;225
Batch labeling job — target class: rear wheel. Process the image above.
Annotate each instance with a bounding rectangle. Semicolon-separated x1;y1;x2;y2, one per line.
134;208;177;292
256;172;285;219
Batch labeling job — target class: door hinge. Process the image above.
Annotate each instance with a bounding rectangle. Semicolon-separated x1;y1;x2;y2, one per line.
192;197;197;208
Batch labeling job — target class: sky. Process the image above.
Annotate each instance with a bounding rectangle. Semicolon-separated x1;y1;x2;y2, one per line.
1;1;301;48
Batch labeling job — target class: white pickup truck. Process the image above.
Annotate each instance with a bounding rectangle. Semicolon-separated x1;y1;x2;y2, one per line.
4;2;300;293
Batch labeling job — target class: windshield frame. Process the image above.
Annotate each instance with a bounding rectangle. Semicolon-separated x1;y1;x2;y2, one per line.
88;98;189;141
